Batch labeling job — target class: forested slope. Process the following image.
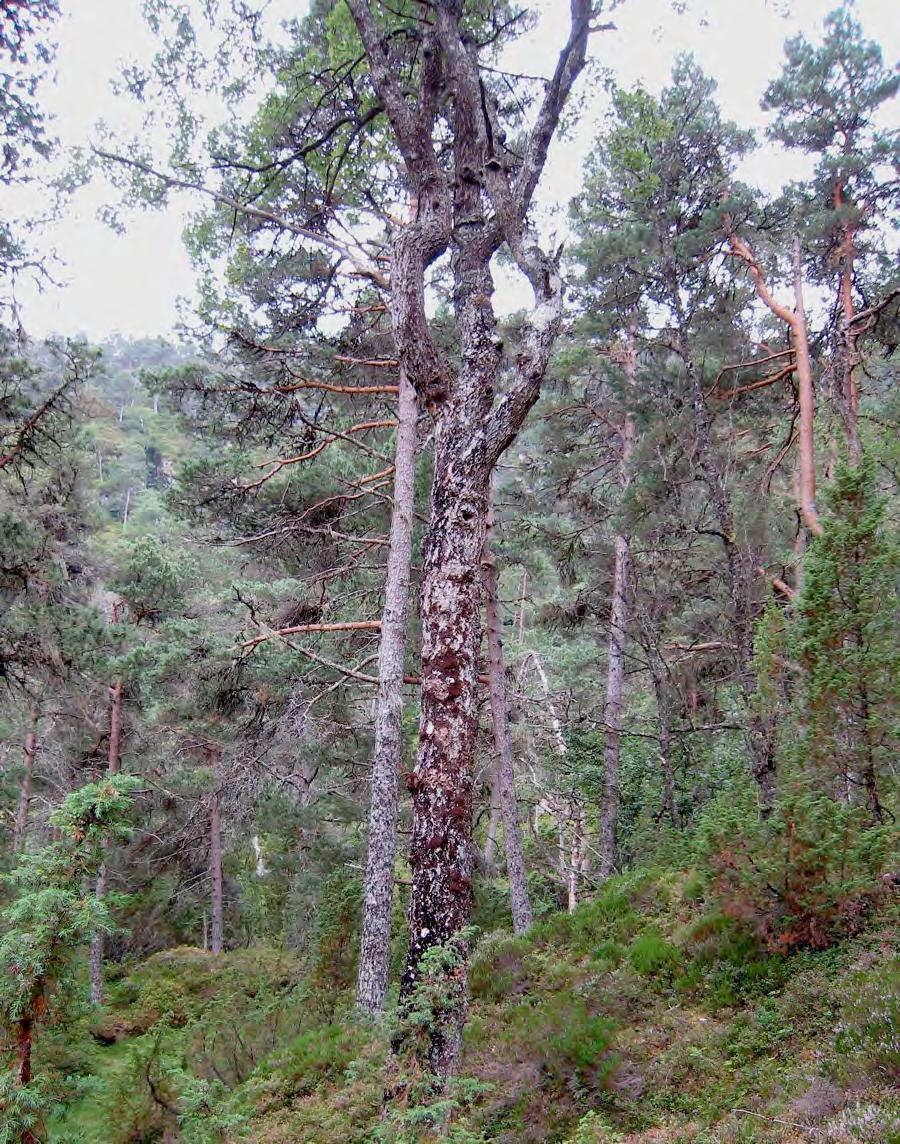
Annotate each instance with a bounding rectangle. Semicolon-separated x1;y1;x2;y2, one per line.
0;2;897;1142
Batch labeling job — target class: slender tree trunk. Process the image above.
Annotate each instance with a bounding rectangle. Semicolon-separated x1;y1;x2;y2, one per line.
652;669;681;830
516;567;528;645
16;1016;32;1087
12;710;37;854
567;802;585;912
598;404;635;879
790;236;822;535
89;669;124;1004
356;367;418;1014
480;767;501;874
210;790;223;955
482;502;533;934
728;232;822;537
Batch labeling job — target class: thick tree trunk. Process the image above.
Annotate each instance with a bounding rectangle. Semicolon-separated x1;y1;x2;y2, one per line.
12;710;37;854
210;790;223;955
346;0;590;1082
401;458;490;1077
598;407;635;879
356;367;418;1014
482;503;533;934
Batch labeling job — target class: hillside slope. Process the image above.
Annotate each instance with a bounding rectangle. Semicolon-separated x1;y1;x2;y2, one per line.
46;866;898;1143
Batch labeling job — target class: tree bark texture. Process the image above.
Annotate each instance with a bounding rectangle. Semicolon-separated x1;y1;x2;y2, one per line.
480;771;501;874
356;368;419;1014
834;185;861;465
598;404;635;879
482;502;533;934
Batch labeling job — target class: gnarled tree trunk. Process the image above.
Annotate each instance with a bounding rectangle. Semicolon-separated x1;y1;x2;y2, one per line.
346;0;592;1080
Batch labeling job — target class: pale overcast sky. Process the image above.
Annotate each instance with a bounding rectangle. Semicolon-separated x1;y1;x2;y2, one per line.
14;0;899;341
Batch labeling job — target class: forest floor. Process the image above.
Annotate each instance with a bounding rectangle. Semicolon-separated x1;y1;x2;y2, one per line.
44;868;898;1143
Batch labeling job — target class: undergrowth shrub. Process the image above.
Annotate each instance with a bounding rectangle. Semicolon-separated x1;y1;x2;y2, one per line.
628;927;678;979
307;871;363;1004
695;787;894;953
835;960;900;1083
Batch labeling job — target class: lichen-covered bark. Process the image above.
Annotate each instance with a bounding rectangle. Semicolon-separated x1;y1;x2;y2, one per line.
400;248;498;1079
356;368;418;1014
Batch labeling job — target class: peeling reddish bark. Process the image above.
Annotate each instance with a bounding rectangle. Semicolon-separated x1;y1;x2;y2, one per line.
728;232;822;538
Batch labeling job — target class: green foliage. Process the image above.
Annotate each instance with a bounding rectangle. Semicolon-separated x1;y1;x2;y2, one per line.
697;784;895;954
792;460;898;811
836;960;900;1083
628;927;678;978
0;777;138;1137
307;872;363;1004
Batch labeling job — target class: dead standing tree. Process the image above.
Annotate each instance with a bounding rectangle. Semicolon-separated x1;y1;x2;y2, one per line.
345;0;598;1076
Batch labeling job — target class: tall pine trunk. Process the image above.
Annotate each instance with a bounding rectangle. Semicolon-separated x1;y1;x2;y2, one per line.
356;365;418;1014
483;502;533;934
401;426;492;1078
598;404;635;879
346;0;591;1080
835;188;861;465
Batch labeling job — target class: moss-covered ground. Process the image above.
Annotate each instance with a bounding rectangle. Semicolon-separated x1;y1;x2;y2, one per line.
45;869;898;1142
